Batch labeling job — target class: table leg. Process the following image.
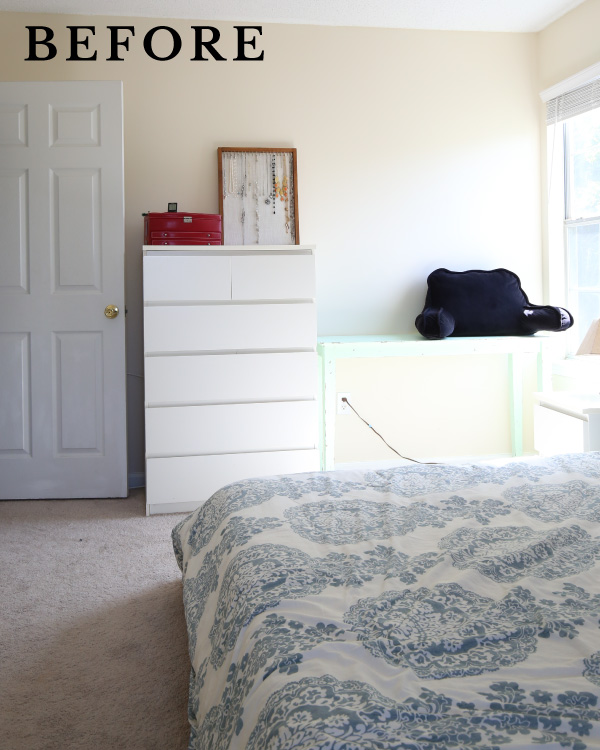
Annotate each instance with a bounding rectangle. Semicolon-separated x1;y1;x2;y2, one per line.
508;352;524;456
319;348;337;471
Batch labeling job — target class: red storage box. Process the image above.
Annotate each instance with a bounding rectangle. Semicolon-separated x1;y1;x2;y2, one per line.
144;212;222;246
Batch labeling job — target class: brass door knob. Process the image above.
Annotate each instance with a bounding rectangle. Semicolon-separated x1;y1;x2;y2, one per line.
104;304;119;319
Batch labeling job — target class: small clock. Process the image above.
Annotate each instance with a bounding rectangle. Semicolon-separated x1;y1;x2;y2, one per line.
167;202;177;212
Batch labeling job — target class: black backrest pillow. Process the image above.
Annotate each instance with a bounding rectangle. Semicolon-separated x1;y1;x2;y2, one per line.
415;268;573;339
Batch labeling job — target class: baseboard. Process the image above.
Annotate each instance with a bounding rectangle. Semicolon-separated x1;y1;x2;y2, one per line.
147;501;199;516
128;454;539;492
333;453;536;471
128;472;146;490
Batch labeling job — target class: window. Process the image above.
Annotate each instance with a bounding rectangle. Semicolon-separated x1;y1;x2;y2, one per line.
565;106;600;348
545;72;600;353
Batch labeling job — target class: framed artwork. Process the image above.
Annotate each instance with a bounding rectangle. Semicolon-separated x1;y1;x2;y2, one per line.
218;147;299;245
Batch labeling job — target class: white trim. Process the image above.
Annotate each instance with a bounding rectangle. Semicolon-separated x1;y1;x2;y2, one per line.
147;501;195;516
540;61;600;102
565;214;600;225
333;454;527;471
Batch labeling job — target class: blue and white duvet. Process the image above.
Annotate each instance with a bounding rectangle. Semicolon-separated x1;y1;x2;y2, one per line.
172;453;600;749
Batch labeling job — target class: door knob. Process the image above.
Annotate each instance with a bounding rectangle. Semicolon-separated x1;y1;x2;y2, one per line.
104;304;119;319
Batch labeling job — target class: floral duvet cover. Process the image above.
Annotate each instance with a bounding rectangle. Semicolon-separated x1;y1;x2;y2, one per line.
172;453;600;750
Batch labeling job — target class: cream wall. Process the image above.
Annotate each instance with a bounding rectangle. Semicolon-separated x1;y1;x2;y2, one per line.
0;12;542;474
334;352;538;465
538;0;600;91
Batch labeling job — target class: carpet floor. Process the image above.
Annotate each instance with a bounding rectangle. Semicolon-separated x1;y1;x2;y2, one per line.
0;491;191;750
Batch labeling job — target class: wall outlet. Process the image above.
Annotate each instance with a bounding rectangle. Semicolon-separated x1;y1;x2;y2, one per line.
337;392;351;414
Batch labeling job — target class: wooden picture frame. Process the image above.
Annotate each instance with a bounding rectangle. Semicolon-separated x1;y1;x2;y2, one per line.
218;147;299;245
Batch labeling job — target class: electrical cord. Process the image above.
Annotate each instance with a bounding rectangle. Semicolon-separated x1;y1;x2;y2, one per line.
341;397;439;465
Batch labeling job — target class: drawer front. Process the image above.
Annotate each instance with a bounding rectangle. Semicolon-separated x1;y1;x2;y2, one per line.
144;302;316;353
147;218;221;232
145;401;317;457
146;449;320;509
143;255;231;302
145;352;317;405
150;239;220;245
533;404;585;456
232;254;315;300
150;231;221;241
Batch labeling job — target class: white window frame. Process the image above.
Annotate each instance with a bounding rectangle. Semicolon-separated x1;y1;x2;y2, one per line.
541;61;600;357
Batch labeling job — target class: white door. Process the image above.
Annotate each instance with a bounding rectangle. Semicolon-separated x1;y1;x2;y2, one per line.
0;81;127;499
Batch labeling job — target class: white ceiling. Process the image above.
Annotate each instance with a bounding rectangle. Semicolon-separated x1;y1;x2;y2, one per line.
0;0;589;33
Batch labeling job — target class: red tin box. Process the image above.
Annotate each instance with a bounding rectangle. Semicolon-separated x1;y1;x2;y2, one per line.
144;212;222;246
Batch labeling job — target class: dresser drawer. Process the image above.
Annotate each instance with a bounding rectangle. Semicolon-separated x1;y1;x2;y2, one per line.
144;302;316;353
533;404;586;455
146;449;320;511
231;254;315;300
150;231;221;241
150;239;220;246
144;351;317;405
145;400;317;457
143;255;231;302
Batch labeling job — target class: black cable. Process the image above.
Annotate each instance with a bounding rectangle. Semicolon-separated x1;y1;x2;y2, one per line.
342;398;439;465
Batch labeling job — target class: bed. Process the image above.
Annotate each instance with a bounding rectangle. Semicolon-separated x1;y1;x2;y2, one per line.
172;453;600;749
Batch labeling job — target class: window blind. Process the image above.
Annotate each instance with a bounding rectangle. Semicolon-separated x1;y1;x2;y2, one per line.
546;78;600;125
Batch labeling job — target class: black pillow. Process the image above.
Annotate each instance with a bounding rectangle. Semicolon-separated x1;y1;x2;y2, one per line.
415;268;573;339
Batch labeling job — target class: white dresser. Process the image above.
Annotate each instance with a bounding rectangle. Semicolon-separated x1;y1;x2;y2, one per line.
143;245;319;515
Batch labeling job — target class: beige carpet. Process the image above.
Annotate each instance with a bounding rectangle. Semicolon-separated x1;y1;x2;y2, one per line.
0;491;191;750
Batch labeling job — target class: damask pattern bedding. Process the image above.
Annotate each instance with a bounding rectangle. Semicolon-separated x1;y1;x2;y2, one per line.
172;453;600;749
